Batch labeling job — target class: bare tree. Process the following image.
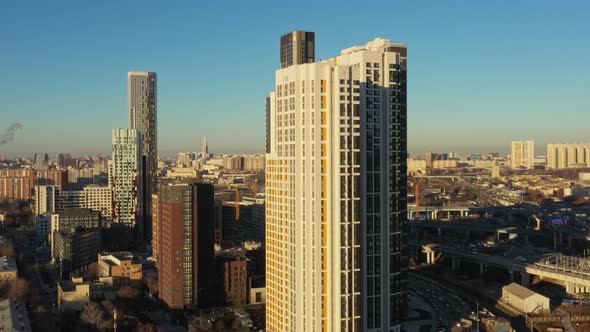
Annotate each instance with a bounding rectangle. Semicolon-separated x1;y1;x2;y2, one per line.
7;277;30;301
86;262;98;279
0;244;16;257
117;285;141;300
81;302;105;330
136;322;157;332
214;319;225;332
145;276;158;297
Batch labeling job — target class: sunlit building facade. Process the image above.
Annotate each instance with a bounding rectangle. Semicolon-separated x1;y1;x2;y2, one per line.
266;36;408;332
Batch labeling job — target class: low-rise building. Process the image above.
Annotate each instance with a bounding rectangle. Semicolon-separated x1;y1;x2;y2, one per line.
432;159;459;169
57;208;101;229
502;283;550;313
0;256;17;285
57;276;116;311
219;256;248;306
98;252;142;280
0;298;32;332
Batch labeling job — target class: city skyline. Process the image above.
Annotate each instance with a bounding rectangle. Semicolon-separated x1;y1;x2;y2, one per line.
1;1;589;157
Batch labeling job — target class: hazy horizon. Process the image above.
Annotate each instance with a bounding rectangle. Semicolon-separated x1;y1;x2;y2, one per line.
1;1;589;157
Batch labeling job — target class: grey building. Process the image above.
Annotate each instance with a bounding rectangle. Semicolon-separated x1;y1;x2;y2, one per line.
34;153;49;170
0;299;32;332
128;71;157;242
58;208;101;229
53;227;102;278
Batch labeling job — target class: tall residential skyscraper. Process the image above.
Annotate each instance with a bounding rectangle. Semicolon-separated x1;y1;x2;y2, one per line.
266;36;408;332
280;31;315;69
157;181;216;309
128;71;157;241
109;129;144;236
511;140;535;170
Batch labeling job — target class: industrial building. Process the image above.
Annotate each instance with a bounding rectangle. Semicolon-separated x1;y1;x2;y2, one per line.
502;283;550;313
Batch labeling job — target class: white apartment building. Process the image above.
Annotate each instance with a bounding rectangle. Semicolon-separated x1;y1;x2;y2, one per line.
36;185;112;219
83;185;112;219
35;213;59;244
547;143;590;169
511;141;535;170
109;129;143;230
35;185;59;215
266;35;407;332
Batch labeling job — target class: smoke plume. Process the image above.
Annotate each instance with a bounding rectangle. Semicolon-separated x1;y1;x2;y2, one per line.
0;123;23;145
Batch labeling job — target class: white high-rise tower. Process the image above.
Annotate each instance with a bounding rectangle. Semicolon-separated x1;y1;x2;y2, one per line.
265;35;408;332
511;140;534;170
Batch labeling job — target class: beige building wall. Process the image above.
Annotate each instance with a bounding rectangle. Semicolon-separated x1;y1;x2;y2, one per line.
547;144;590;169
511;141;534;169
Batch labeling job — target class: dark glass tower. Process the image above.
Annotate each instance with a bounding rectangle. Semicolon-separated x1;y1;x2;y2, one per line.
280;31;315;69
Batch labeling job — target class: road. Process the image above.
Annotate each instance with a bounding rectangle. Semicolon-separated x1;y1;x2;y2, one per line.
409;278;474;331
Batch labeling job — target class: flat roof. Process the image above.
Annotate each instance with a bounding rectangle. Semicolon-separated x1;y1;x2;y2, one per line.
503;282;543;300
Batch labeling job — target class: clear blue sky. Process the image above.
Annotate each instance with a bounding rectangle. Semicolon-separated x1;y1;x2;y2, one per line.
1;0;589;158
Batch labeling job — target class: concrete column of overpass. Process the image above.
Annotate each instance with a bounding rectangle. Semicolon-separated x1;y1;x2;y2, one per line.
451;257;460;271
479;263;487;275
423;249;436;264
521;271;530;287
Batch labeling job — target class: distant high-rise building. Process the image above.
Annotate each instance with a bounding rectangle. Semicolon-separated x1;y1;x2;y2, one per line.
128;71;157;241
0;169;34;201
157;181;216;309
511;141;535;169
109;129;144;236
58;153;66;168
202;137;208;156
547;143;590;169
35;169;68;190
266;36;408;331
34;153;49;170
280;30;315;68
57;153;75;169
491;163;501;178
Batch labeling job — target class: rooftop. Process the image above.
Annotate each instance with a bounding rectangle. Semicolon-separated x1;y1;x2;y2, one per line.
503;282;543;300
340;37;406;56
0;299;31;332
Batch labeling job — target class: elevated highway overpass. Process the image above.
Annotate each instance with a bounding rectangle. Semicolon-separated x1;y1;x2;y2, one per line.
410;240;590;295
